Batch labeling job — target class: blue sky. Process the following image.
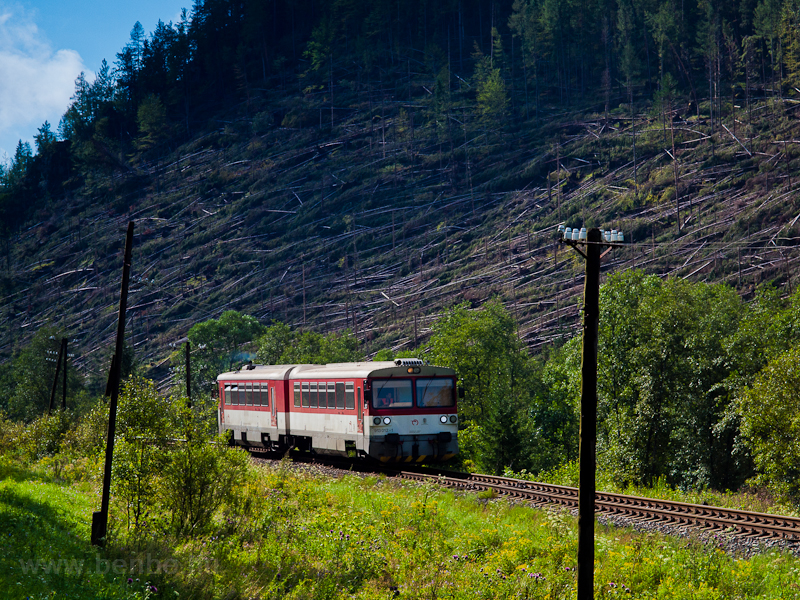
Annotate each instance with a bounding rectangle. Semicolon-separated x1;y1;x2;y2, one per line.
0;0;188;163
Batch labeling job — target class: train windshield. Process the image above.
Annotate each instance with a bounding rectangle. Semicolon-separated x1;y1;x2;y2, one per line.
372;379;413;408
416;378;455;408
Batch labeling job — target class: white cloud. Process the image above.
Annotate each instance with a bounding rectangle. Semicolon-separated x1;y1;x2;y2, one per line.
0;4;87;161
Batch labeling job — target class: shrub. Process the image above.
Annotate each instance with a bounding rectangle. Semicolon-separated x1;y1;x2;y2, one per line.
253;111;274;134
158;404;249;538
111;377;173;537
60;397;108;458
15;411;72;460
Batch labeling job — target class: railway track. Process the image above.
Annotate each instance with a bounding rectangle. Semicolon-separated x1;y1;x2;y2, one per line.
397;471;800;542
250;451;800;543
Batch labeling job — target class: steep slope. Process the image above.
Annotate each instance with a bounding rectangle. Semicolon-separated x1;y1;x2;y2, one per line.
2;81;799;387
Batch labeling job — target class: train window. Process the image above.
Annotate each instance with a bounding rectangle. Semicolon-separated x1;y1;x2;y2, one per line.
271;387;275;409
345;382;355;410
327;382;335;409
310;382;318;408
224;384;231;406
316;382;325;409
372;379;413;408
316;381;325;409
416;379;455;408
302;382;310;408
293;382;301;407
260;383;268;407
246;383;254;406
231;384;239;406
336;382;345;409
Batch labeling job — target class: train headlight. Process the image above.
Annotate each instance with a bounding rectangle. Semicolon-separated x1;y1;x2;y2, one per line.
449;415;457;423
373;417;381;425
383;417;392;425
439;415;448;424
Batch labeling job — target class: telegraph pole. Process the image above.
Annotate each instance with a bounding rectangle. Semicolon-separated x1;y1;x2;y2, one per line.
61;338;67;411
185;341;192;409
577;228;601;600
47;338;66;414
92;222;134;547
559;225;624;600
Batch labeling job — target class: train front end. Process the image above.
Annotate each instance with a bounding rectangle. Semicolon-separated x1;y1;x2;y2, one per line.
365;359;459;462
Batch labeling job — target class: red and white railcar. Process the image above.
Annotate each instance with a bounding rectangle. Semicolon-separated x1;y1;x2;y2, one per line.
217;359;458;462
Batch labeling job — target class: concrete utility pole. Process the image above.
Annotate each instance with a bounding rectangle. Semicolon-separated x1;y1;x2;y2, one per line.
577;228;601;600
92;222;134;547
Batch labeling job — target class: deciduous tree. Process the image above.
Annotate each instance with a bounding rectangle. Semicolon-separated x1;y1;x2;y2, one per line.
738;346;800;501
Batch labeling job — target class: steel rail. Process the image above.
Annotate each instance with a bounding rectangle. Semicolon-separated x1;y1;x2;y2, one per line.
398;471;800;541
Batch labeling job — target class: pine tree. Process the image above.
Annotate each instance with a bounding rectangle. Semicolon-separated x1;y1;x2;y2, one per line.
136;94;170;156
754;0;783;97
472;30;509;129
8;141;32;187
781;0;800;89
33;122;56;156
617;0;641;188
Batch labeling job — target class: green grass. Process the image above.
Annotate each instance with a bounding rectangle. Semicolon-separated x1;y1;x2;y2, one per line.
117;461;800;599
0;458;156;600
4;456;800;599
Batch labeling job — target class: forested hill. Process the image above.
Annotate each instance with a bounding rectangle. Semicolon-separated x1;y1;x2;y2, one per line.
1;0;799;386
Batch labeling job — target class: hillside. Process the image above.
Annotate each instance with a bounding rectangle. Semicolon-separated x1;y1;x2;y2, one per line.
1;0;800;390
4;94;798;384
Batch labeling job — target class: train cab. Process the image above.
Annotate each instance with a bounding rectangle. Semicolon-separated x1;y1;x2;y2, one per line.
364;358;459;462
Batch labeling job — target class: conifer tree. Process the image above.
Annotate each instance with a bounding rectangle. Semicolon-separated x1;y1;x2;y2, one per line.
781;0;800;89
472;29;509;129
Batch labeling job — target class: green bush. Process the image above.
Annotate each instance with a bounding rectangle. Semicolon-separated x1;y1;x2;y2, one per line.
101;377;251;543
111;377;173;537
158;404;249;538
15;411;72;461
59;397;109;459
0;412;24;457
253;111;274;134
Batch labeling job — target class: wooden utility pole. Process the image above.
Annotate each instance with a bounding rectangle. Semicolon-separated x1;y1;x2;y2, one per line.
47;338;67;414
92;222;134;547
61;338;67;411
185;341;192;409
577;228;601;600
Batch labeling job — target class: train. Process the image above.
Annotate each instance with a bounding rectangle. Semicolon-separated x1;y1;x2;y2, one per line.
217;358;459;462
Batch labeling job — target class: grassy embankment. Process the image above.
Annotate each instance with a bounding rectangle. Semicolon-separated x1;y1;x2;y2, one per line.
3;455;800;599
0;458;158;599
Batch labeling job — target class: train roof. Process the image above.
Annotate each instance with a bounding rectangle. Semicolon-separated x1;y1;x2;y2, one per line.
216;360;456;382
216;364;298;381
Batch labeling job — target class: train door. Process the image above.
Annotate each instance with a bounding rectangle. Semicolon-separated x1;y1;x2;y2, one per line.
356;385;363;434
218;383;225;432
270;385;277;427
